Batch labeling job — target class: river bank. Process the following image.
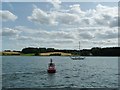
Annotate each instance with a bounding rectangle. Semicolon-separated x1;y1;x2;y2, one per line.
0;51;119;57
0;51;72;56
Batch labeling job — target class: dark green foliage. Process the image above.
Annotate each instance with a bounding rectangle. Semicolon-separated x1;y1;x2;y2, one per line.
35;52;39;56
100;47;120;56
38;48;46;53
91;47;102;56
91;47;120;56
81;49;91;56
46;48;54;52
22;47;38;54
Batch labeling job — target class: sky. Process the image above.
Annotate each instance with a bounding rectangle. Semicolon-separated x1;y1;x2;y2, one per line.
0;0;119;51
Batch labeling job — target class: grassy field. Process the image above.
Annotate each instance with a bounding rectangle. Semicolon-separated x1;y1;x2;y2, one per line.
20;53;35;56
1;51;21;56
0;52;2;56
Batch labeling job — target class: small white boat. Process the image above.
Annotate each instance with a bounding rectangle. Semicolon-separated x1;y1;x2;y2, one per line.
70;56;85;60
70;41;85;60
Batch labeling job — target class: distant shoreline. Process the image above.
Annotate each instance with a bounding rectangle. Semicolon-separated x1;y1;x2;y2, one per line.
0;51;119;57
1;46;120;56
0;51;72;56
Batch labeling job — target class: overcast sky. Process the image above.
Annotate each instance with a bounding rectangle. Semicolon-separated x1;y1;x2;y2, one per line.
0;0;119;51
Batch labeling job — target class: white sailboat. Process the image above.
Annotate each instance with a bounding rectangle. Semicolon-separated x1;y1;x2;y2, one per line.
70;41;85;60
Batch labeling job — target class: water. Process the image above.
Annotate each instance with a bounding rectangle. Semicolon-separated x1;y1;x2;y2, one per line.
2;56;118;88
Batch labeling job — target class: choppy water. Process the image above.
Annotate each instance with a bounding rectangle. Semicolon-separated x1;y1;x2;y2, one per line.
2;56;118;88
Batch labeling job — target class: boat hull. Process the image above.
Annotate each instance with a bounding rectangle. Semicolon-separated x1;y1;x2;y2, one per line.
71;57;85;60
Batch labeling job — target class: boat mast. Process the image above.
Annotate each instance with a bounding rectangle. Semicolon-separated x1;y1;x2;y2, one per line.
79;41;80;56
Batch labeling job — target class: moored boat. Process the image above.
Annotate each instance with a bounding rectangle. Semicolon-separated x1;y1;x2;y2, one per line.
70;41;85;60
71;56;85;60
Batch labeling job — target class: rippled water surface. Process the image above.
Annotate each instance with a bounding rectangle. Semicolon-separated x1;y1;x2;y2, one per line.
2;56;118;88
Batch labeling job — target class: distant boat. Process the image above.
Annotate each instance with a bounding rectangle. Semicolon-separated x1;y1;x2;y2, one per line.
70;56;85;60
70;41;85;60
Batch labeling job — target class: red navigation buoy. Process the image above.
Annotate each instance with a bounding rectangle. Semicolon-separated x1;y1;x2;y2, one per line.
47;58;56;73
47;66;56;73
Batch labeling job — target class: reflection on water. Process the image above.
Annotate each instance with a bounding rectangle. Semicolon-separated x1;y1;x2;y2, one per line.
2;56;118;88
47;73;56;87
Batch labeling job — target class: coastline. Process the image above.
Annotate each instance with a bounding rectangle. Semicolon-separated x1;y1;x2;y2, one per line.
0;51;72;56
0;51;119;57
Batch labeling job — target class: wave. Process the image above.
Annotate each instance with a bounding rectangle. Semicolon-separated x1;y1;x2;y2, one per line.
2;70;47;76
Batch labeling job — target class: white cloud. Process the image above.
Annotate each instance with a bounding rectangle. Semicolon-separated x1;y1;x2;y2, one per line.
69;4;85;16
109;17;118;27
16;36;33;41
4;26;74;42
91;4;118;27
28;4;118;27
0;10;17;22
28;8;57;25
94;27;118;39
79;32;94;39
28;7;81;26
56;12;80;25
2;25;118;50
95;31;118;39
48;0;61;9
96;4;118;17
2;28;20;36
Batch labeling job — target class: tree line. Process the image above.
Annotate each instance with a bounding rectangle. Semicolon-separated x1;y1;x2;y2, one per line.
21;47;120;56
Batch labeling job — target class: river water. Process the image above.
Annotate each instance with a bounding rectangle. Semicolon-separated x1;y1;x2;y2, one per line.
2;56;118;88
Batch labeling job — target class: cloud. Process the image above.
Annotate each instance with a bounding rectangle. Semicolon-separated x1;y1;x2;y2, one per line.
2;3;118;50
94;27;118;39
2;28;20;36
0;10;17;22
69;4;85;16
92;4;118;27
56;12;80;25
2;25;118;50
109;17;118;27
28;8;57;25
27;7;81;26
16;36;33;41
48;0;61;9
10;26;118;42
13;26;74;40
79;32;94;39
4;26;74;42
34;30;74;39
28;4;118;27
96;4;118;17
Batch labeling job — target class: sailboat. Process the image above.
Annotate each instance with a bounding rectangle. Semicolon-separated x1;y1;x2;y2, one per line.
70;41;85;60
